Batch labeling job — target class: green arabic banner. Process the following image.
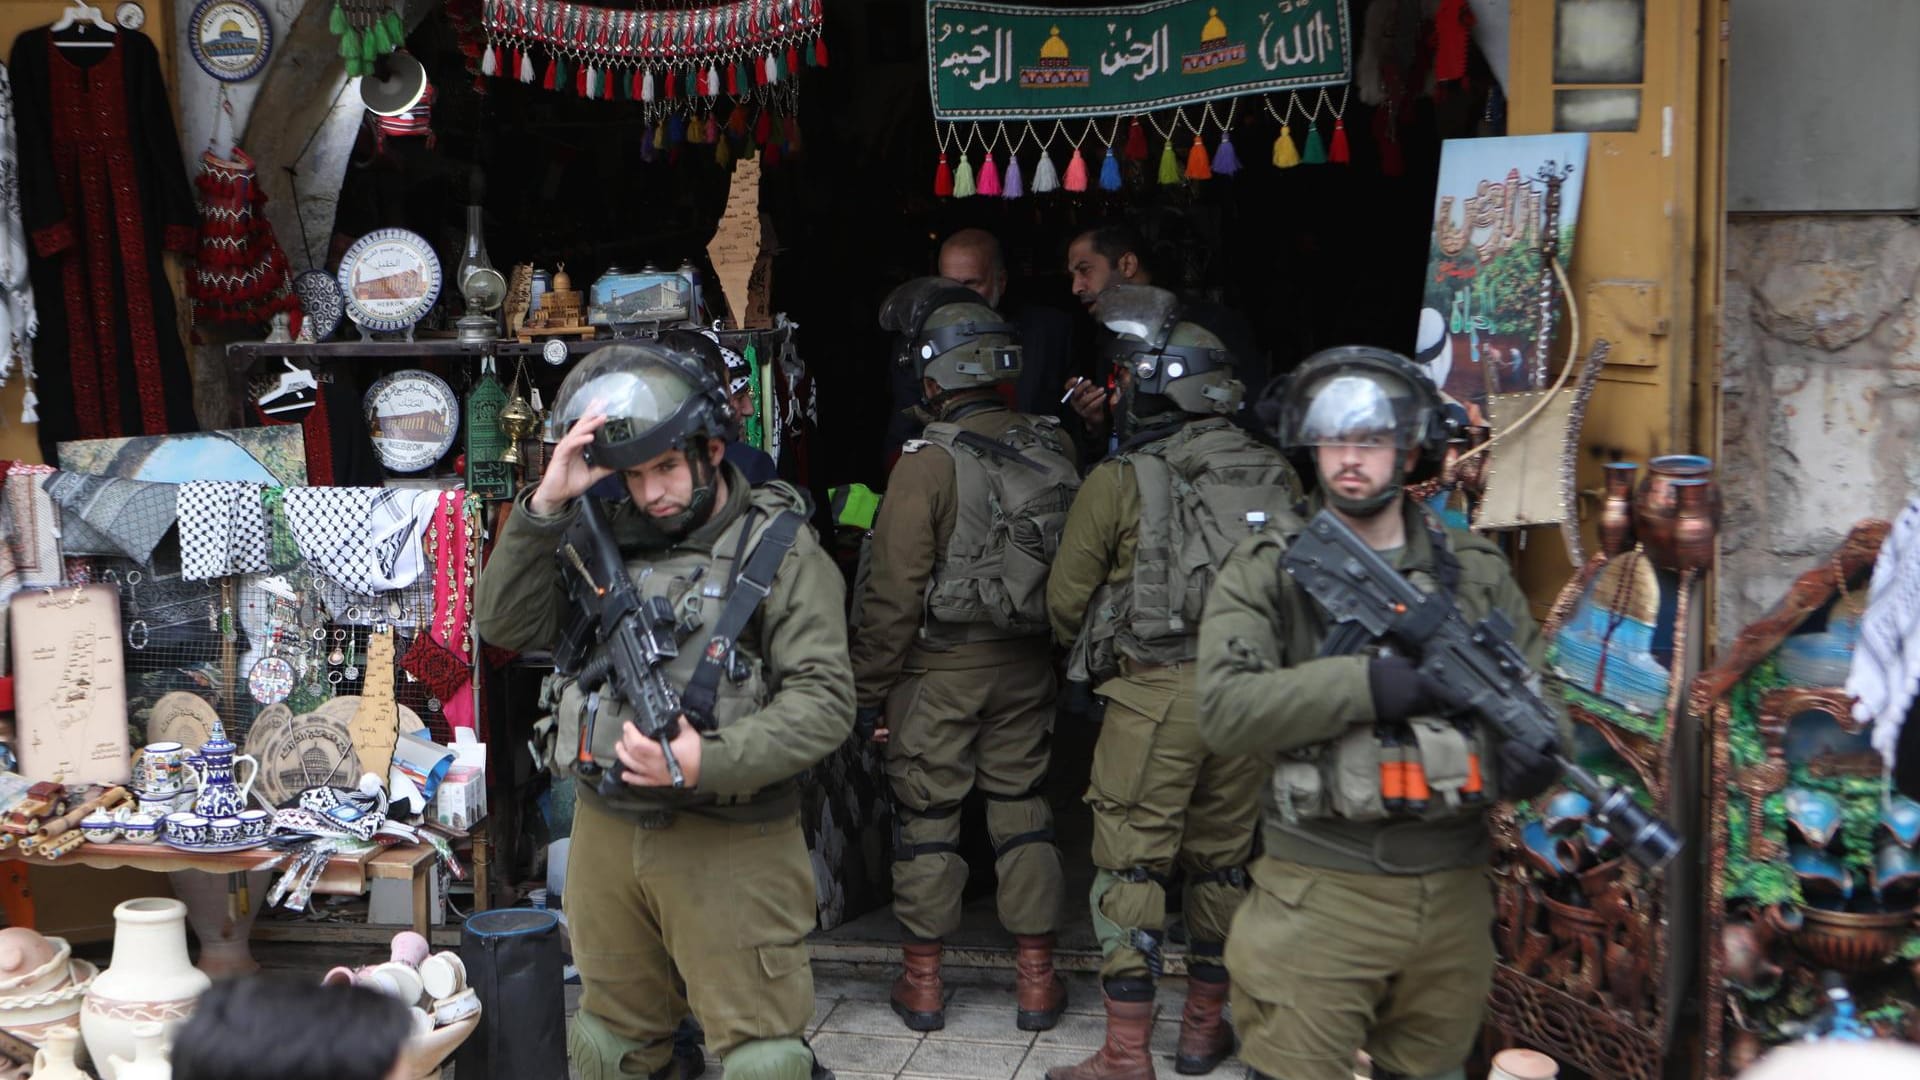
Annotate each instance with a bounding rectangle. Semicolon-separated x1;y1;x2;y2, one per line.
928;0;1350;121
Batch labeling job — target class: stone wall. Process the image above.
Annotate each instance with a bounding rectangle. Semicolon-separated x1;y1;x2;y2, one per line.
1719;215;1920;633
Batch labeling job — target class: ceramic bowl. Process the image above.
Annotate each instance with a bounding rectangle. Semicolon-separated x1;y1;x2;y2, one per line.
417;954;463;1000
117;814;160;845
207;816;246;847
238;809;272;843
432;988;481;1026
408;1006;436;1038
81;811;120;844
371;962;425;1006
164;812;209;848
322;966;357;987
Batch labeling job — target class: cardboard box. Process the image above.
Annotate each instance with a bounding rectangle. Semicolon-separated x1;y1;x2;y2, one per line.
429;765;486;831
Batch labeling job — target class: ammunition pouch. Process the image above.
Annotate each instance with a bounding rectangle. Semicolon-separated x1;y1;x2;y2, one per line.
1275;716;1496;828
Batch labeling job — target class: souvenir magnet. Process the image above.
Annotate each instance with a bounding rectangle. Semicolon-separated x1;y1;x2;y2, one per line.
189;0;273;82
115;1;145;29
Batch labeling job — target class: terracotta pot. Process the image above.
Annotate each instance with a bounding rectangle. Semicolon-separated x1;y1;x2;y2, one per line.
1599;462;1637;558
1792;905;1915;974
1633;455;1722;572
168;869;271;978
81;898;211;1080
1721;905;1801;991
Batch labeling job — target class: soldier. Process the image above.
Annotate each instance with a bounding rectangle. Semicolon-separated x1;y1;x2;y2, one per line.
1046;284;1300;1080
473;342;852;1080
1195;347;1566;1080
854;277;1079;1033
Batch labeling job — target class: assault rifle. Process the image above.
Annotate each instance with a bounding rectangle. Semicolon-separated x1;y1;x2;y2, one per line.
1280;509;1682;872
555;497;690;794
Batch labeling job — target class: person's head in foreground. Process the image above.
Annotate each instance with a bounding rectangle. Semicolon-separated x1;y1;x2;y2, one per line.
170;976;413;1080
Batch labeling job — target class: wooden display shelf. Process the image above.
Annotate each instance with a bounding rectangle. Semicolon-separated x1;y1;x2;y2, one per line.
225;338;606;364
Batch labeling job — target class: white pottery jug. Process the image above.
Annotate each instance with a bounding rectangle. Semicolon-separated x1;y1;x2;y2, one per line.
109;1021;173;1080
1489;1049;1560;1080
31;1025;90;1080
81;899;210;1080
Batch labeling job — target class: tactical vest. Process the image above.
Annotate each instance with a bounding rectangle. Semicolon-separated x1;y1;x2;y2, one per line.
541;483;808;817
918;416;1081;642
1075;418;1299;682
1262;513;1510;868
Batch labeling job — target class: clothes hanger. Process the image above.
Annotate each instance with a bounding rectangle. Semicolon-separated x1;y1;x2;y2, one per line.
50;1;116;47
259;359;321;415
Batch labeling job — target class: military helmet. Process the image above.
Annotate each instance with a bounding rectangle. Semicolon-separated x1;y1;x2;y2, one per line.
1276;346;1449;513
547;341;730;471
879;276;1022;391
1097;284;1242;433
658;328;743;439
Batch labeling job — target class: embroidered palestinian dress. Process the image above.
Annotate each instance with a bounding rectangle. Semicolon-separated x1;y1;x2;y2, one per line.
9;28;199;460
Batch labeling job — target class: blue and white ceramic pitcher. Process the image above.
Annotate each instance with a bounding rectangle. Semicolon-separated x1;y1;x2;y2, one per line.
184;720;260;819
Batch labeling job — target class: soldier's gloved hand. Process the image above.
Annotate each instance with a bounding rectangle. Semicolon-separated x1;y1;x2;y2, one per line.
855;706;889;744
1367;655;1447;721
1496;737;1559;800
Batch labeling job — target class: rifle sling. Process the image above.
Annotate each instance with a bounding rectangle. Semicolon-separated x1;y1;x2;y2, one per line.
681;509;805;729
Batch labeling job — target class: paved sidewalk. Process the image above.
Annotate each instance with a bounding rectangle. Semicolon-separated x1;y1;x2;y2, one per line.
565;960;1254;1080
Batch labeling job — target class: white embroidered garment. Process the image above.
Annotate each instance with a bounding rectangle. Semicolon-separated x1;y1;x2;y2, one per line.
0;63;37;413
178;481;270;580
285;487;437;594
1853;497;1920;770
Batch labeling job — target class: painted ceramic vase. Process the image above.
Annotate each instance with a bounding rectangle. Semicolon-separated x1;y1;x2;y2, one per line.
81;898;210;1079
1598;462;1637;558
1633;454;1722;573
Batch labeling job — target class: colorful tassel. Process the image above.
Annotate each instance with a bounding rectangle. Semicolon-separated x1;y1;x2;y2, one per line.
706;64;720;96
337;27;359;60
1212;134;1241;176
765;54;779;84
1032;151;1060;193
519;51;535;83
360;27;378;62
1273;125;1300;168
1064;147;1088;191
787;45;801;73
383;10;403;45
667;113;686;145
716;134;733;168
934;154;954;196
1186;139;1212;180
1330;119;1351;164
575;63;588;97
953;155;976;198
784;115;802;155
603;66;616;101
1003;155;1025;198
1302;125;1327;164
328;2;346;34
1124;118;1148;161
640;68;654;101
814;37;828;67
1099;146;1122;190
640;127;658;163
728;107;750;137
763;141;781;166
977;152;1002;196
754;111;773;145
1157;139;1180;185
653;120;668;150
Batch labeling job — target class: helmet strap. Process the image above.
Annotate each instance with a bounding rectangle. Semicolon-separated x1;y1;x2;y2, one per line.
651;436;721;536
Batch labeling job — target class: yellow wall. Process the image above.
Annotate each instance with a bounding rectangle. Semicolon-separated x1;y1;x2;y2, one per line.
1507;0;1726;614
0;0;181;464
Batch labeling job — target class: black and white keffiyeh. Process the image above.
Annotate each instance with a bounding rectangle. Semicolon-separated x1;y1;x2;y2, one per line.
178;481;270;580
285;487;437;594
1854;497;1920;770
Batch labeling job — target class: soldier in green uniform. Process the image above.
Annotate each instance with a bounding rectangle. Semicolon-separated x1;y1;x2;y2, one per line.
854;278;1078;1034
473;343;853;1080
1195;347;1566;1080
1046;285;1300;1080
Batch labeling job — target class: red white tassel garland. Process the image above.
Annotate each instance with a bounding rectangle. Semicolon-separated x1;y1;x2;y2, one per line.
1124;118;1148;161
481;43;497;76
1330;119;1351;164
977;152;1002;197
1185;139;1211;180
519;50;535;83
934;153;954;197
1063;147;1088;192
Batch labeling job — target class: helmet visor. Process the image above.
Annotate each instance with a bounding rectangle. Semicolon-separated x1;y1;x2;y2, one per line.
878;276;981;335
1287;371;1422;450
1095;284;1180;350
547;346;699;442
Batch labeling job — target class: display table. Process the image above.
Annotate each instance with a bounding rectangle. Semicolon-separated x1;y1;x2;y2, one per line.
2;840;442;936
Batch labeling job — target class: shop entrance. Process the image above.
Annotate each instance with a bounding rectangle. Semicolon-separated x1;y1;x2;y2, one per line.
340;0;1496;955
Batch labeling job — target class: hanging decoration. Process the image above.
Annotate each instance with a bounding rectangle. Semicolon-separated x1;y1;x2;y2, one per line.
925;0;1350;197
189;147;299;328
328;0;405;79
478;0;824;106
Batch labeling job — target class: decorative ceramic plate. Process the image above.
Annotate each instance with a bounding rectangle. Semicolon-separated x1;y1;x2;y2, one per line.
188;0;272;82
115;1;146;29
338;229;442;334
294;269;345;340
542;338;570;365
364;371;459;473
245;707;361;808
148;692;219;752
162;836;270;854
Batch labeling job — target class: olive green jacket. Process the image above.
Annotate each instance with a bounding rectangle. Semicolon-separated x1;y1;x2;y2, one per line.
1045;452;1142;652
473;463;855;812
1196;496;1569;874
851;396;1074;707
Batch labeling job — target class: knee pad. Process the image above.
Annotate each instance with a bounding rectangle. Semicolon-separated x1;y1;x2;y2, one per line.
1089;867;1170;966
570;1010;659;1080
720;1037;816;1080
892;803;961;862
984;792;1055;859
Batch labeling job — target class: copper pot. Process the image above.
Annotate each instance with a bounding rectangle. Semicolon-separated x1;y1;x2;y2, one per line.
1670;479;1718;574
1634;455;1722;572
1599;462;1637;558
1793;905;1916;973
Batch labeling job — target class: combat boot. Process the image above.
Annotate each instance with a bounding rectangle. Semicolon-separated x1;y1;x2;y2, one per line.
1045;992;1156;1080
1014;933;1068;1031
1173;976;1234;1074
890;939;946;1031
